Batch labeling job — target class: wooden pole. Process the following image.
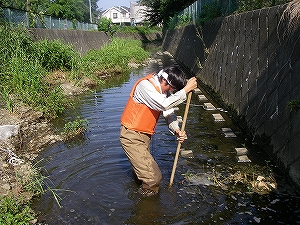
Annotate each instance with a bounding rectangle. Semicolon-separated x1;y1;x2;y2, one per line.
169;91;192;186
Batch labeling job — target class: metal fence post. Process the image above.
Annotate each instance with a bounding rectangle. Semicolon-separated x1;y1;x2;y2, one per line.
8;8;11;23
25;11;29;27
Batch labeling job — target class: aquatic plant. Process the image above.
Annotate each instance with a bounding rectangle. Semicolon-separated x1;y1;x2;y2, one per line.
15;160;64;208
211;164;277;194
62;117;88;140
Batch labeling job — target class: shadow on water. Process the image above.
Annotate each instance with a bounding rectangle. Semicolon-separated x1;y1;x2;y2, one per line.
32;51;300;225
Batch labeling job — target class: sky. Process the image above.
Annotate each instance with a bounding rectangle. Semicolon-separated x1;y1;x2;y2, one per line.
97;0;135;10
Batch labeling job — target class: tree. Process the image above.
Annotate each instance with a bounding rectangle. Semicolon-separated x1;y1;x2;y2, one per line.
139;0;196;27
0;0;27;10
46;0;99;22
46;0;86;21
140;0;292;28
98;17;112;33
0;0;99;23
0;0;50;12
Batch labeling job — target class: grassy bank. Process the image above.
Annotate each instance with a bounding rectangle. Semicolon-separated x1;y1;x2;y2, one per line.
0;23;150;224
0;24;150;119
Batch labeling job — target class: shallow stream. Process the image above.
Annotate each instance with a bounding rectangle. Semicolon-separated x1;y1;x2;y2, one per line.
33;52;300;225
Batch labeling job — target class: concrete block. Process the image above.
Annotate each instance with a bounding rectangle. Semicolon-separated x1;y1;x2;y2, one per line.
221;128;237;137
197;95;208;101
180;149;194;158
193;88;202;94
237;155;251;163
212;114;225;122
203;103;216;110
173;107;180;111
235;147;248;156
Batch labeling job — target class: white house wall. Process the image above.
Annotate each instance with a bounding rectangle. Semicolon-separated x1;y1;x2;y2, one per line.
101;3;148;25
102;7;130;24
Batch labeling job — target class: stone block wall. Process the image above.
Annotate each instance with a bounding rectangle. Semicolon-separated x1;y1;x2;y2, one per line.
162;2;300;189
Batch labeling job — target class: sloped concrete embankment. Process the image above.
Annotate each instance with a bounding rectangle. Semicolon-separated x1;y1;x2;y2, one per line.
28;28;162;55
162;2;300;190
28;28;111;55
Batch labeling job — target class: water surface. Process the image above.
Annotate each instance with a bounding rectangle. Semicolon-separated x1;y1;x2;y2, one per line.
33;53;300;225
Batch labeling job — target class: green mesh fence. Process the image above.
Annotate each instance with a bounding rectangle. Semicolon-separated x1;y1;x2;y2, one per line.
181;0;237;24
0;7;97;30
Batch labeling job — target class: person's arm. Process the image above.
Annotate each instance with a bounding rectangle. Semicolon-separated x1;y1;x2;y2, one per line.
134;77;198;111
163;109;187;143
134;80;187;111
163;109;179;133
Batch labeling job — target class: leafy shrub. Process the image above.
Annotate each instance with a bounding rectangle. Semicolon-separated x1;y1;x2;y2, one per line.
117;25;162;34
0;196;35;225
33;39;80;71
98;17;113;34
236;0;291;13
62;117;88;140
196;2;222;25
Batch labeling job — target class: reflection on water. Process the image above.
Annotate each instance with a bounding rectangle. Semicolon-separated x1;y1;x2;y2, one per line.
33;53;300;225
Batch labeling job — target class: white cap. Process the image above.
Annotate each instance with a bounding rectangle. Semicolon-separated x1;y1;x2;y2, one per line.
157;69;174;88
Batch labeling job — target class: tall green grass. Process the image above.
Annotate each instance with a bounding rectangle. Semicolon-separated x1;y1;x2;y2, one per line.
0;24;69;118
0;24;34;67
115;25;162;34
80;38;150;78
6;57;67;118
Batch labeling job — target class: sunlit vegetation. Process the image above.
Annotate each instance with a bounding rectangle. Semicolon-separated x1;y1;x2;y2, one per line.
0;0;99;23
164;0;292;29
0;160;65;224
62;116;88;140
0;22;151;224
79;38;150;80
98;17;162;37
0;24;68;118
0;23;150;119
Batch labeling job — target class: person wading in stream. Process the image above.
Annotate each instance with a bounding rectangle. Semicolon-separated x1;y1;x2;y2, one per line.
119;65;197;197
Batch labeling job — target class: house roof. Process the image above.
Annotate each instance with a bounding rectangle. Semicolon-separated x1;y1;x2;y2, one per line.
102;6;130;15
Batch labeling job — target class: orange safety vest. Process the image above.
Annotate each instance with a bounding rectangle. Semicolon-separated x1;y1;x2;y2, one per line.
120;73;161;135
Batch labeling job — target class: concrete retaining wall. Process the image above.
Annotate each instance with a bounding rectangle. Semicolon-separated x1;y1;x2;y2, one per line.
28;28;162;55
29;28;111;55
162;2;300;189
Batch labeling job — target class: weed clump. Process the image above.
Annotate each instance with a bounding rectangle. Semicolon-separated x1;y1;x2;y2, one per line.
62;117;88;141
